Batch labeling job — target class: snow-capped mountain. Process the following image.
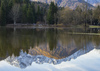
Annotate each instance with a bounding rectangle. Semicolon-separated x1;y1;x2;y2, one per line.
31;0;93;9
5;43;94;69
85;0;100;6
85;0;98;4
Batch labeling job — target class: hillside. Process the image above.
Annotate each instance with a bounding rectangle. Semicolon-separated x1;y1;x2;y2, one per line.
93;3;100;7
85;0;100;6
31;0;93;9
32;1;49;9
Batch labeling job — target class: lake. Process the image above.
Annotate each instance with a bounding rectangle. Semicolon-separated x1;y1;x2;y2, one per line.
0;27;100;71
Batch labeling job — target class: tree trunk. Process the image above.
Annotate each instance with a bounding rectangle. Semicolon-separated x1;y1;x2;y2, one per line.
14;20;16;25
14;27;16;32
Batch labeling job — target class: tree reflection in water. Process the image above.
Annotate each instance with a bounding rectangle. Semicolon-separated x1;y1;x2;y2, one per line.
0;28;100;60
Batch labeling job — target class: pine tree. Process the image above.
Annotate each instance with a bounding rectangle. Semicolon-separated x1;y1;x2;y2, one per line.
1;0;7;26
0;0;13;26
40;7;44;22
23;0;30;4
93;6;100;24
31;3;36;23
27;5;34;23
21;4;28;23
13;0;21;4
47;2;58;24
37;6;41;22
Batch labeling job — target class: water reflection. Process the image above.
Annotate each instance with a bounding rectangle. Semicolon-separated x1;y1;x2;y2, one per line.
5;43;96;69
0;28;100;69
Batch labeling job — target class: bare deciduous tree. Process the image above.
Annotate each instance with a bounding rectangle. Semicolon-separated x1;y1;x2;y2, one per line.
9;4;20;25
58;7;73;25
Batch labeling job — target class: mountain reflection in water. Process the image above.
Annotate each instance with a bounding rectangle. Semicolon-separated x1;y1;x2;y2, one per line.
0;28;100;69
5;43;96;69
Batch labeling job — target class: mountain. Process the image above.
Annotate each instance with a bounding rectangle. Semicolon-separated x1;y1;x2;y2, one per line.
85;0;98;5
85;0;100;6
93;3;100;7
31;0;93;9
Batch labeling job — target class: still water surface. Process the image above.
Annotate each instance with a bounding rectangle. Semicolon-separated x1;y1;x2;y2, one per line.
0;28;100;71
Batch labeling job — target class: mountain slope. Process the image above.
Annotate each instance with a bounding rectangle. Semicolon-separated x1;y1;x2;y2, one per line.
31;0;93;9
85;0;100;6
85;0;98;4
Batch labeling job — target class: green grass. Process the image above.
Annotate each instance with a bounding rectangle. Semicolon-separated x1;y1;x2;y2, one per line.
89;25;100;28
67;32;100;36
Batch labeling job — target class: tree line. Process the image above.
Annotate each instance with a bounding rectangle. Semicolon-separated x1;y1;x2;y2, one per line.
47;3;100;26
0;0;100;26
58;6;100;26
0;0;47;26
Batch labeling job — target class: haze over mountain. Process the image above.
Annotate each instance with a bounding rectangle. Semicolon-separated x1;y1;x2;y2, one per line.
31;0;93;9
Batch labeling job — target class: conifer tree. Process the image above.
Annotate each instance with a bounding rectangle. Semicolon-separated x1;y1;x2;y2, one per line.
93;6;100;24
37;6;41;22
47;2;58;24
21;4;28;23
31;3;36;23
27;5;34;23
1;0;7;26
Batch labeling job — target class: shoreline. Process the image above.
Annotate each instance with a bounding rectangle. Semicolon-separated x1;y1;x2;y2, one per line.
1;24;99;29
5;24;87;29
